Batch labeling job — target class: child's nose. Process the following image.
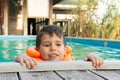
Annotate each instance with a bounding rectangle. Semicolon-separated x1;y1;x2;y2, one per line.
50;45;56;51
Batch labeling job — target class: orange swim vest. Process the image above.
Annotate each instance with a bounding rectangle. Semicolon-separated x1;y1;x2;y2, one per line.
26;46;75;61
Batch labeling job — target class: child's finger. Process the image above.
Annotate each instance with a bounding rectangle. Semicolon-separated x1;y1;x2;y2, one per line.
15;57;24;66
95;57;103;68
91;58;96;67
32;58;38;65
24;59;31;69
98;59;104;67
29;58;37;69
19;58;25;66
84;56;88;61
94;58;100;68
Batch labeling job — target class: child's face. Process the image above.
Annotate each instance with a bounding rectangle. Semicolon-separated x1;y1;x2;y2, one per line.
39;33;66;61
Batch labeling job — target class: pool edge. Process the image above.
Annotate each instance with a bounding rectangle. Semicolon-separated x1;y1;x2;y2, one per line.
0;60;120;73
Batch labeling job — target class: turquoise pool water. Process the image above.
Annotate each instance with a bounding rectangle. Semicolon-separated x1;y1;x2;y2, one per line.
0;36;120;62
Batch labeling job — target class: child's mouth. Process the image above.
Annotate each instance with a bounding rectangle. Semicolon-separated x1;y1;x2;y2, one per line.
49;53;58;58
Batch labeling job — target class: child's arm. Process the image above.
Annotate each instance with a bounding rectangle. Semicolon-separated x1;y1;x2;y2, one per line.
84;53;103;68
14;54;38;69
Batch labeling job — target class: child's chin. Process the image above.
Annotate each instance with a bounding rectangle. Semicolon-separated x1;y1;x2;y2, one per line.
49;58;61;61
52;60;60;61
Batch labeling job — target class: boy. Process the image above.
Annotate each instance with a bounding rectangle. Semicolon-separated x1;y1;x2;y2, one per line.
15;25;103;69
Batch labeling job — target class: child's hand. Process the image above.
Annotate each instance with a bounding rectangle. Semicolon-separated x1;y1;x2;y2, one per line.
84;53;103;68
14;54;38;69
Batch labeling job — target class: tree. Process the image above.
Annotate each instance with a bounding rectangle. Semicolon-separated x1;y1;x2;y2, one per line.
69;0;120;40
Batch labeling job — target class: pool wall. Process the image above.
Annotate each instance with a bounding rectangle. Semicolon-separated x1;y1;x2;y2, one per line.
66;37;120;49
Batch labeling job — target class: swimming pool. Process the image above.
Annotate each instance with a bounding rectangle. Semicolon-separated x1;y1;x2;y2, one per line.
0;36;120;62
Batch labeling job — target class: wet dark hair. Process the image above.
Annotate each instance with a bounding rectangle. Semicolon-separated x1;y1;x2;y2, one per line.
36;25;66;48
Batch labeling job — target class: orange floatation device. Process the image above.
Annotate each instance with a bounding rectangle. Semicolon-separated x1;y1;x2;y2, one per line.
26;46;75;61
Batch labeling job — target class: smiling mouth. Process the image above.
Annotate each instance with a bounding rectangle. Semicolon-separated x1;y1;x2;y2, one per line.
49;54;58;58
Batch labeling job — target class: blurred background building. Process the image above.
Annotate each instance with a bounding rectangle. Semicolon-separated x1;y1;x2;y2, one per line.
0;0;64;35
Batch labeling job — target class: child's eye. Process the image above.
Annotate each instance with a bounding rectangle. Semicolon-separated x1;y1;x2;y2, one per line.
56;44;61;46
44;44;50;47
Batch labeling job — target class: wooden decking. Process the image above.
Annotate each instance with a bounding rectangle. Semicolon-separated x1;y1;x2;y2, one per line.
1;69;120;80
0;60;120;80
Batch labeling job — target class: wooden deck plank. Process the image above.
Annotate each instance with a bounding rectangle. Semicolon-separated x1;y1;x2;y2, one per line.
55;70;104;80
0;73;18;80
19;71;62;80
89;70;120;80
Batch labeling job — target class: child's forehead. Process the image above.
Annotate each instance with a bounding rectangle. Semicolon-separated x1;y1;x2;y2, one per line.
41;33;63;39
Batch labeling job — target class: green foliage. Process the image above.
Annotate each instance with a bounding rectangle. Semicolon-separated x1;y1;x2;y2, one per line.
53;21;58;25
69;0;120;40
9;0;22;16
